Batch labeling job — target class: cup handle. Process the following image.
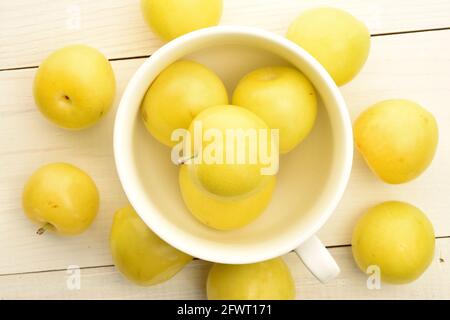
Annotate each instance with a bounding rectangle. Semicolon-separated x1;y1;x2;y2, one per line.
294;235;340;283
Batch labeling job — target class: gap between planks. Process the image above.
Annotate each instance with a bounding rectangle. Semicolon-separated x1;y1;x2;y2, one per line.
1;26;449;279
2;235;449;278
1;26;450;72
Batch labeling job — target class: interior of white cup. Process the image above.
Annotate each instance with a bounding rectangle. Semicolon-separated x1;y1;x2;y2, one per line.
114;26;353;264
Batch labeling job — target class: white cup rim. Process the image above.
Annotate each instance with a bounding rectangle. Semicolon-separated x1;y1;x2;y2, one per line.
113;26;353;264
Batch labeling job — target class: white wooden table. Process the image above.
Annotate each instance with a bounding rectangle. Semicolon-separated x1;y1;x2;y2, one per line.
1;0;449;300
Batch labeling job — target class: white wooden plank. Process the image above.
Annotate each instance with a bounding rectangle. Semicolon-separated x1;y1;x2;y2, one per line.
1;0;450;69
0;238;448;299
319;29;450;245
0;60;140;274
0;30;449;275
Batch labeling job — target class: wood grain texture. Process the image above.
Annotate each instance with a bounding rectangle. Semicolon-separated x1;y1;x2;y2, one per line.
1;0;450;300
320;29;450;245
0;238;448;299
0;30;449;278
0;59;139;275
1;0;450;69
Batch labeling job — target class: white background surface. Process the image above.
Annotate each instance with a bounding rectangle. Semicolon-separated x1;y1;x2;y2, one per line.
0;0;449;299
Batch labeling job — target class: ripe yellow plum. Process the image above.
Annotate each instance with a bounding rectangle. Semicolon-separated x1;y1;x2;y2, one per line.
22;163;99;235
33;45;115;129
179;165;276;230
141;0;223;41
110;205;193;286
354;99;438;184
233;66;317;153
207;258;296;300
178;105;278;230
352;201;435;284
187;105;276;197
141;60;228;147
287;8;370;86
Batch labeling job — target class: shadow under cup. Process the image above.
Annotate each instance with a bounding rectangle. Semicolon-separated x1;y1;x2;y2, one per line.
114;27;353;264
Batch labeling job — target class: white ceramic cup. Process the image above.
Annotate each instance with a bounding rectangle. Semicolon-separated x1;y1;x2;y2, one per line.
114;26;353;283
